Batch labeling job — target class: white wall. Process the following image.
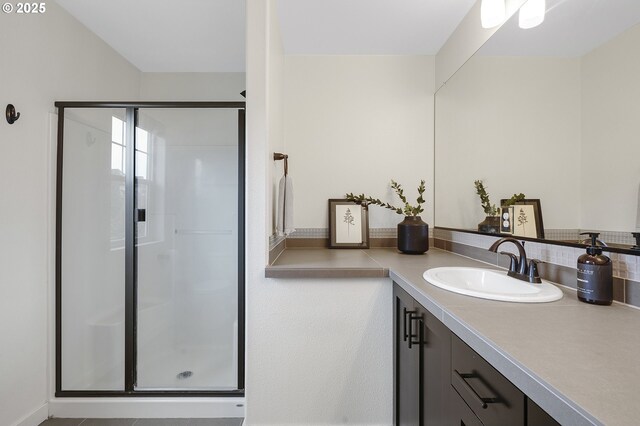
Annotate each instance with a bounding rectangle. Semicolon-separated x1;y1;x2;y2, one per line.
247;2;393;425
0;3;141;426
435;55;582;230
246;278;393;426
140;73;245;101
284;56;435;229
581;24;640;232
267;6;285;234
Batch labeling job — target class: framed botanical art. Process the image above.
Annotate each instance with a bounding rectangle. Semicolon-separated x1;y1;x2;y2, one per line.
501;199;544;239
328;199;369;249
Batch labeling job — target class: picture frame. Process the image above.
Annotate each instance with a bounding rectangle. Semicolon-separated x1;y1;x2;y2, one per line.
500;199;544;239
328;199;369;249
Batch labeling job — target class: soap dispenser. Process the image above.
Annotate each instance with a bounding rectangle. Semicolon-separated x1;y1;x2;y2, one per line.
577;232;612;305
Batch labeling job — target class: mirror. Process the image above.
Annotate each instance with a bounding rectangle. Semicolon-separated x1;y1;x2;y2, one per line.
435;0;640;252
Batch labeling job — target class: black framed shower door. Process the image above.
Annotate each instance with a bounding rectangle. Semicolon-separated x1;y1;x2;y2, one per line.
54;102;245;397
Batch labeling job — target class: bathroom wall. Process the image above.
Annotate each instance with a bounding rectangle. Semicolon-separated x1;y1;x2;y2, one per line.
139;72;246;101
247;1;393;424
435;55;582;230
581;24;640;232
267;8;285;235
283;55;435;230
0;3;140;426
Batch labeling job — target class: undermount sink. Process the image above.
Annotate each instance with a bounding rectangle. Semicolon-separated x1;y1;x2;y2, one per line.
423;267;563;303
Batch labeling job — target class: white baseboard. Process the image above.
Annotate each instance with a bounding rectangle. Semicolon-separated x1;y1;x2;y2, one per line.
11;403;49;426
48;397;245;418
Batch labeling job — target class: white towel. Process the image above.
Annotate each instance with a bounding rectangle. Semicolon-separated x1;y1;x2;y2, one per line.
277;175;295;236
636;183;640;231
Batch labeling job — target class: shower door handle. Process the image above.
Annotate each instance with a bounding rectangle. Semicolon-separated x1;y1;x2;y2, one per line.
137;209;146;222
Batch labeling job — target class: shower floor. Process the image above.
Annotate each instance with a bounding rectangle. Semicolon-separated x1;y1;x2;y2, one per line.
39;418;243;426
136;343;236;390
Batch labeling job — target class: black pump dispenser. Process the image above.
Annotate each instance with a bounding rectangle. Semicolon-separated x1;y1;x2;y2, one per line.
577;232;612;305
582;232;603;255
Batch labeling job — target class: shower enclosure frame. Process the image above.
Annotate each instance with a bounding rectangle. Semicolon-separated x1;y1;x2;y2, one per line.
54;101;246;398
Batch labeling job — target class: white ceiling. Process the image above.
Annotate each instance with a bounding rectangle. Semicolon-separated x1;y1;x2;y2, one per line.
276;0;477;55
479;0;640;56
55;0;477;72
53;0;640;70
55;0;246;72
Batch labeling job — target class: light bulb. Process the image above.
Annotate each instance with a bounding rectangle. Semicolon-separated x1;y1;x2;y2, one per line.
481;0;506;29
519;0;546;29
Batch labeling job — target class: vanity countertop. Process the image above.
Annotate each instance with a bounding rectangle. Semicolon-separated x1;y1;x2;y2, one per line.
266;247;640;426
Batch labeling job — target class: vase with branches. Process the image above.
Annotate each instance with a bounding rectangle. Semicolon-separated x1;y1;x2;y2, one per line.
474;180;526;234
345;180;429;254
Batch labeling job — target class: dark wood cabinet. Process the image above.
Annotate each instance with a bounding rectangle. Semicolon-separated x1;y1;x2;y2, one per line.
393;282;560;426
420;306;451;425
394;284;451;425
394;285;420;426
451;334;524;426
528;399;561;426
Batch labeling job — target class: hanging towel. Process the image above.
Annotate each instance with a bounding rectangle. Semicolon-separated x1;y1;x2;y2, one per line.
277;175;295;236
636;182;640;231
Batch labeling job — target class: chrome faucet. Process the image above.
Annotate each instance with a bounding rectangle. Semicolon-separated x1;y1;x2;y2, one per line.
488;237;542;284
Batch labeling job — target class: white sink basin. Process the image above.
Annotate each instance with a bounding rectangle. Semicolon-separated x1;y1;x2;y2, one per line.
423;267;563;303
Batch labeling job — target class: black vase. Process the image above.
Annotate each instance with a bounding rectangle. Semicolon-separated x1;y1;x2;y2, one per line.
397;216;429;254
478;216;501;234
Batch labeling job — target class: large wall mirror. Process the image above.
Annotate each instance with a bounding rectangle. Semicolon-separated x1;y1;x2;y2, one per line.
435;0;640;253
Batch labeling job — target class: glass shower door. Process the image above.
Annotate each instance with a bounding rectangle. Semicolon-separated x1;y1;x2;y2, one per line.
60;108;127;391
135;109;239;390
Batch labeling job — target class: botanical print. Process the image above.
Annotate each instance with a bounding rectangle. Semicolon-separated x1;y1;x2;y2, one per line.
512;205;537;238
335;204;362;243
343;208;355;235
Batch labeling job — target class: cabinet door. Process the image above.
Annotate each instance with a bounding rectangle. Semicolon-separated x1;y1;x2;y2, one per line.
450;389;485;426
421;310;452;425
451;334;525;426
394;285;420;426
527;399;560;426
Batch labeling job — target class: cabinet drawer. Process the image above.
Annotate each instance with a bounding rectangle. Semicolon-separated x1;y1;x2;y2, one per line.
451;334;525;426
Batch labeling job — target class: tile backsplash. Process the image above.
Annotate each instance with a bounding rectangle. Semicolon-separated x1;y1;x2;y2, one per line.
433;228;640;308
269;226;640;308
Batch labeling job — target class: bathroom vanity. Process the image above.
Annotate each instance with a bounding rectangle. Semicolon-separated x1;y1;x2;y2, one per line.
267;247;640;425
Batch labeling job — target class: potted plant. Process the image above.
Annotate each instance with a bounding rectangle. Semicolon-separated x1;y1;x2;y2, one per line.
346;180;429;254
474;180;525;234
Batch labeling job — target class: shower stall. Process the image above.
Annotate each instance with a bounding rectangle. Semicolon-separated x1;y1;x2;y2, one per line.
54;102;245;396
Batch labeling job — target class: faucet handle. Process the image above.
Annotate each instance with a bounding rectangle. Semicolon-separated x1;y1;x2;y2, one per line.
528;259;543;283
499;251;518;273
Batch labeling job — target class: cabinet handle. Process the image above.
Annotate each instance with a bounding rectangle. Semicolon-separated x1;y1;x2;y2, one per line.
453;370;500;409
408;312;423;349
403;308;408;341
403;308;417;341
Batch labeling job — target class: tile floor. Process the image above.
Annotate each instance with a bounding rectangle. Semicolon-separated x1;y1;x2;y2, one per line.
39;419;243;426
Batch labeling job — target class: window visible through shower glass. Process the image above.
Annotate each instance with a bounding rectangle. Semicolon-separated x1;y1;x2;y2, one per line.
134;108;238;390
61;108;127;390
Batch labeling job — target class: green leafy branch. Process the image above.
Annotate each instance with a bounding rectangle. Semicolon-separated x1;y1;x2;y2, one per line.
474;180;499;216
504;193;526;206
475;180;527;216
345;179;426;217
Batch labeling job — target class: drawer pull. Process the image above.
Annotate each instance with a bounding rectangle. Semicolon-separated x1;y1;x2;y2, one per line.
403;308;415;341
407;312;423;348
453;370;500;409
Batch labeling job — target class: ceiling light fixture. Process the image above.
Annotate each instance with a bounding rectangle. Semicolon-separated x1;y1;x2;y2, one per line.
481;0;506;29
519;0;546;29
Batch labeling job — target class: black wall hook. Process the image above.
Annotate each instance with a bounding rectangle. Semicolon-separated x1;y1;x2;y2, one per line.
6;104;20;124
